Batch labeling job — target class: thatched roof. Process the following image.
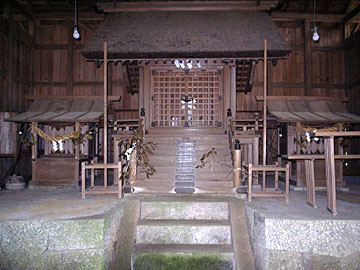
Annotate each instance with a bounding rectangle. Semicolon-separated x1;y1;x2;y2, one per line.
268;100;360;123
82;11;291;60
5;99;105;123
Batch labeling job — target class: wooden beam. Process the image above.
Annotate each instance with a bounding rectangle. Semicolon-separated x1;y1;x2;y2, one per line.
5;0;14;112
263;39;267;167
67;20;74;96
97;1;278;12
10;0;33;21
338;4;360;26
282;0;292;12
255;96;349;102
271;12;343;22
304;19;312;96
26;95;121;101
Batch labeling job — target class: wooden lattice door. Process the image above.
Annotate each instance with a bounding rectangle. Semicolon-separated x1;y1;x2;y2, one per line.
151;69;222;127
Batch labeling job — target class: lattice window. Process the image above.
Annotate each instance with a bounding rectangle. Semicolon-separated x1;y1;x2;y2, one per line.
151;70;222;127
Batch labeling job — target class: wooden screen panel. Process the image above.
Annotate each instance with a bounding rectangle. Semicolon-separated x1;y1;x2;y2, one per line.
187;71;222;127
151;70;222;127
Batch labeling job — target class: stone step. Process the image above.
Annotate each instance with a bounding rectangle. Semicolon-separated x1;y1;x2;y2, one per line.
135;180;233;188
145;138;229;146
136;219;232;245
140;201;229;220
132;185;239;194
132;244;234;270
153;148;230;155
147;128;226;135
148;166;233;174
150;155;231;163
137;172;233;181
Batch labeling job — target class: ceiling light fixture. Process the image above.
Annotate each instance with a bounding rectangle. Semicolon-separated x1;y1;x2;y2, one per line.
73;0;80;39
312;0;319;42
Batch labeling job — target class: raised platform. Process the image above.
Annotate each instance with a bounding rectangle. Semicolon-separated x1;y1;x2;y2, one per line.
244;189;360;270
0;188;359;269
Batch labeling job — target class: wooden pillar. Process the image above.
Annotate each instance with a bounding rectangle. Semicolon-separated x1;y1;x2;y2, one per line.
103;42;108;188
74;122;80;185
304;19;312;96
324;136;337;215
81;162;86;199
67;19;74;95
143;66;151;129
233;144;242;187
230;66;237;119
129;149;137;186
5;0;13;111
31;122;38;182
113;137;119;184
263;40;268;187
139;67;145;114
223;66;231;129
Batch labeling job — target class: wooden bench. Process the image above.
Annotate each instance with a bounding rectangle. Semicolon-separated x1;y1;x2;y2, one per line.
247;163;289;202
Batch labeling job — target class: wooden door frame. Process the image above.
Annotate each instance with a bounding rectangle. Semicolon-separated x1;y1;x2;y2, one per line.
142;65;229;129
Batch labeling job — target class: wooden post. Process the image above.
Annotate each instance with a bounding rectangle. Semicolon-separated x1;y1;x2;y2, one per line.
285;163;290;203
324;136;337;215
31;122;38;182
74;122;80;185
248;163;253;202
81;162;86;199
5;0;13;111
233;141;242;187
263;40;268;188
103;42;108;188
117;161;122;198
305;158;317;208
129;149;137;186
113;137;119;184
304;19;312;96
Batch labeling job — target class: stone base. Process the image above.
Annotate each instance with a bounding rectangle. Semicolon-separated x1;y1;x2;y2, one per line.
0;202;125;270
132;252;235;270
244;204;360;270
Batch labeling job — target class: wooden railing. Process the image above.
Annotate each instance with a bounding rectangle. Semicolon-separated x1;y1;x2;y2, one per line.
227;112;263;187
81;161;122;199
113;116;146;189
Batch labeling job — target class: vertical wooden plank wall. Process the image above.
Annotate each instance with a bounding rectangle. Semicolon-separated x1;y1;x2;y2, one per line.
345;31;360;166
33;22;138;119
0;13;32;181
236;24;346;118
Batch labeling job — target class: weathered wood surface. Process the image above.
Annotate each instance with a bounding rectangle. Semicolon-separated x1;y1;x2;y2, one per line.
0;112;17;155
31;158;77;186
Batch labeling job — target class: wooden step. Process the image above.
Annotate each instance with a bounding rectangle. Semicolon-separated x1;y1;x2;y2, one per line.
134;180;233;188
137;172;233;181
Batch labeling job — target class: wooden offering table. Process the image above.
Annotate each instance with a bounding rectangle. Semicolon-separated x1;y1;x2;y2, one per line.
315;131;360;216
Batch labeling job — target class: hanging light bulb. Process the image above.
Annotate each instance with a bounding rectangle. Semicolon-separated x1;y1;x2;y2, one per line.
73;25;80;39
312;0;319;42
197;60;201;68
73;0;80;40
313;26;319;42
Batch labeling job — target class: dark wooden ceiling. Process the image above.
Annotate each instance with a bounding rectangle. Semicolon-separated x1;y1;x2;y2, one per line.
1;0;357;16
1;0;359;31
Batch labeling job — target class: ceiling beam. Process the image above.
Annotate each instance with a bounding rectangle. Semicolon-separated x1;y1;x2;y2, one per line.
323;0;334;14
271;11;343;22
282;0;292;12
97;1;278;12
9;0;33;21
338;4;360;26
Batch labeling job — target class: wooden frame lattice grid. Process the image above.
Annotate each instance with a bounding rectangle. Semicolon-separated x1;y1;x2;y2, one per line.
151;69;222;127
